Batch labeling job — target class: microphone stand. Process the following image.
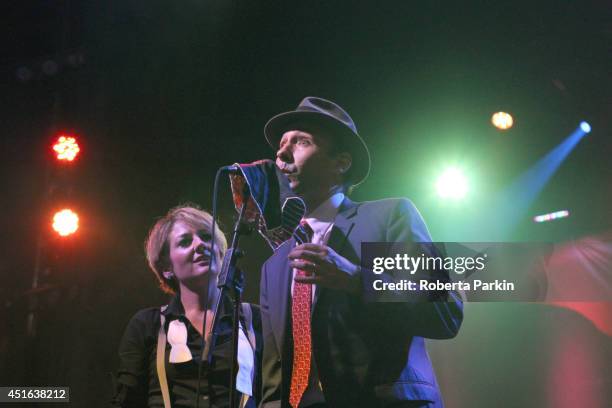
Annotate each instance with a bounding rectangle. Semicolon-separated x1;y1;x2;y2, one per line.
207;182;253;408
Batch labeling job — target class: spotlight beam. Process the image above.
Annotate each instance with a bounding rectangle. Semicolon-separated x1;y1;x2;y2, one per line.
488;124;588;238
450;123;589;241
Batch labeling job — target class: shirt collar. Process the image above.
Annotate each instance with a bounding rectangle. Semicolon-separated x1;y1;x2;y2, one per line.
304;192;344;229
161;293;233;324
161;294;185;319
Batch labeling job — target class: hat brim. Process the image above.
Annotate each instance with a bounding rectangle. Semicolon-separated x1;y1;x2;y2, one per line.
264;110;371;187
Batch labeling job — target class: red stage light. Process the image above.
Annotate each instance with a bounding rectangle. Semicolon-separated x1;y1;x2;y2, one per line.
52;209;79;237
53;135;80;162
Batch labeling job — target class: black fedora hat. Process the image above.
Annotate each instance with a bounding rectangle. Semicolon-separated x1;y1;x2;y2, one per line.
264;96;371;187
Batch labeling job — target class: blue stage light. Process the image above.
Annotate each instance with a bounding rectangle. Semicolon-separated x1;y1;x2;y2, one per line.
580;121;591;133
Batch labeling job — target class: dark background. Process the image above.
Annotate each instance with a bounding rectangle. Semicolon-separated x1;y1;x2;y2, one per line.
1;1;611;407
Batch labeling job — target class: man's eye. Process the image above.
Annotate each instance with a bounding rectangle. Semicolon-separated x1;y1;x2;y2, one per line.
297;139;311;146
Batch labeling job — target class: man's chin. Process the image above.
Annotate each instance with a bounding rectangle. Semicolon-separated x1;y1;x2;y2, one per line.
289;179;301;192
289;179;319;199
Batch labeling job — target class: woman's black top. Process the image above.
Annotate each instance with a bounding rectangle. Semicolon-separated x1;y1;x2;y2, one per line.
111;295;261;408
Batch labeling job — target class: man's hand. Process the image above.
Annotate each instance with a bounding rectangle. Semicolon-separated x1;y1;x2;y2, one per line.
289;243;360;294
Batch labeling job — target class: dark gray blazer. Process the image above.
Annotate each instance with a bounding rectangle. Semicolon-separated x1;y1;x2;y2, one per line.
259;197;463;408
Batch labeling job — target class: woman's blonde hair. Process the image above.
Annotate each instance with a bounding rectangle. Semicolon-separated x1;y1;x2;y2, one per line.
145;204;227;294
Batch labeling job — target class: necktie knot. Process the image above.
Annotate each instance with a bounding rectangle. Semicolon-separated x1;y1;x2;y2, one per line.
295;220;313;245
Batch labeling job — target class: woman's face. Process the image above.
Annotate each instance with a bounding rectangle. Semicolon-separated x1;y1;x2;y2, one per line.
164;220;222;288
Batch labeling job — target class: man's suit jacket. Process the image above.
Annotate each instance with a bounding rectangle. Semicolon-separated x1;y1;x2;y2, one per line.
259;197;463;408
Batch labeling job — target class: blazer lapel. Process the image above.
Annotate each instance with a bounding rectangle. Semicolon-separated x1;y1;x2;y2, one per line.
271;239;293;356
312;198;359;308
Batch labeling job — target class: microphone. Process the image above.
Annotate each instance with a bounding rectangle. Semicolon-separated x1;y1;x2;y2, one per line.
219;164;241;173
223;159;306;250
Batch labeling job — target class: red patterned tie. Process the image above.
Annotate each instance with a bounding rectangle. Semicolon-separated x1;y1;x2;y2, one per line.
289;221;314;408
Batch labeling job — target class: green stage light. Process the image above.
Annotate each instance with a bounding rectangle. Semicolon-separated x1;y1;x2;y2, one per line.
436;167;468;200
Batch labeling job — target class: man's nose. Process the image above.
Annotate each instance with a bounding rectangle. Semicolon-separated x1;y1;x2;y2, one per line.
276;143;293;163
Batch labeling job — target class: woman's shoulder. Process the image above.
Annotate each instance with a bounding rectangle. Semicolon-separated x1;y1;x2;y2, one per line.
117;306;164;353
130;306;162;322
122;307;163;337
132;306;165;319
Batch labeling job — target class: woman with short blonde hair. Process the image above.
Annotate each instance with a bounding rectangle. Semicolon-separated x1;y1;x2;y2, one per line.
113;205;261;408
145;205;228;294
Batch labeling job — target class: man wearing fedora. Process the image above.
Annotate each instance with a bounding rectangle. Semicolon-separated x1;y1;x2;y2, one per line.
259;97;463;408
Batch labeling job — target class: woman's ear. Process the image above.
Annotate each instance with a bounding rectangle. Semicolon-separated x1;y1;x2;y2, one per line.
162;270;174;280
